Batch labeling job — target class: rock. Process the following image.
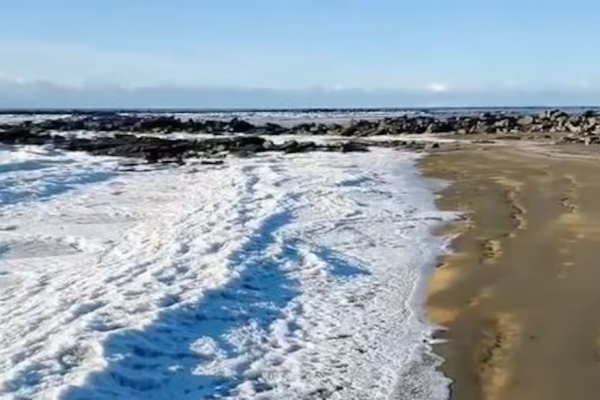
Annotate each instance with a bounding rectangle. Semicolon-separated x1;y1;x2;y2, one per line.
262;123;287;135
565;121;581;134
517;116;535;126
262;140;275;151
227;118;255;133
425;142;441;150
199;159;225;165
338;141;370;153
547;109;569;121
279;140;299;153
275;140;319;153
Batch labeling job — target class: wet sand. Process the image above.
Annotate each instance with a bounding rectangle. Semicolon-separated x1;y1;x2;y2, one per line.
422;142;600;400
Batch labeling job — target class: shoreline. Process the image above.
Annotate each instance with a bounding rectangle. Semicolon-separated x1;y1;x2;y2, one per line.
421;142;600;400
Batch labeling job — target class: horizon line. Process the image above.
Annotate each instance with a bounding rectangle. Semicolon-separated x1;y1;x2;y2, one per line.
1;105;600;114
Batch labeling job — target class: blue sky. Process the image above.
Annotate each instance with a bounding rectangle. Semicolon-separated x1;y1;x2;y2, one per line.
1;0;598;107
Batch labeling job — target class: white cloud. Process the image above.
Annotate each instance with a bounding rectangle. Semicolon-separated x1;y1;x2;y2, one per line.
426;82;450;93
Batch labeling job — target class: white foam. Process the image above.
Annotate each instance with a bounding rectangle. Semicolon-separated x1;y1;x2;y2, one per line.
136;110;425;125
0;114;73;125
0;146;454;399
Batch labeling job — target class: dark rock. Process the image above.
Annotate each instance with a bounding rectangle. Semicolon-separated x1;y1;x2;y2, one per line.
227;118;255;133
339;141;370;153
199;159;225;165
279;140;299;153
282;140;317;153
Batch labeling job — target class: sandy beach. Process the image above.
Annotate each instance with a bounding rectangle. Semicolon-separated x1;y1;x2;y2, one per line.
423;140;600;400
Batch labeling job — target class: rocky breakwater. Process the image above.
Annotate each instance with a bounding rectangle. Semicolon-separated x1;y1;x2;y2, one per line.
0;113;448;164
3;109;600;163
285;109;600;137
4;109;600;137
0;127;378;164
3;114;289;136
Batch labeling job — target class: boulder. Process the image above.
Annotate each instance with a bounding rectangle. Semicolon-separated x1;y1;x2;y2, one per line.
517;116;535;126
227;118;255;133
338;141;369;152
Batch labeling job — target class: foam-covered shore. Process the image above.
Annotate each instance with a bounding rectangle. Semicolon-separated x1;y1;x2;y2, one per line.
0;144;455;399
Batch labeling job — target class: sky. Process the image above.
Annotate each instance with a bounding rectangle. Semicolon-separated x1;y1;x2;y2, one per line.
1;0;599;108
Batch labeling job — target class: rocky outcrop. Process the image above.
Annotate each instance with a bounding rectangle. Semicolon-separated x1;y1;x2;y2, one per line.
1;109;600;137
5;109;600;163
0;127;380;163
4;109;600;138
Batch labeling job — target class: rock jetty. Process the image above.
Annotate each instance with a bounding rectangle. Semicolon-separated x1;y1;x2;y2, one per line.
1;109;600;162
3;109;600;136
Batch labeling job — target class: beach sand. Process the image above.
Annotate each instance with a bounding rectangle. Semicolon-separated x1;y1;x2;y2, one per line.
422;141;600;400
